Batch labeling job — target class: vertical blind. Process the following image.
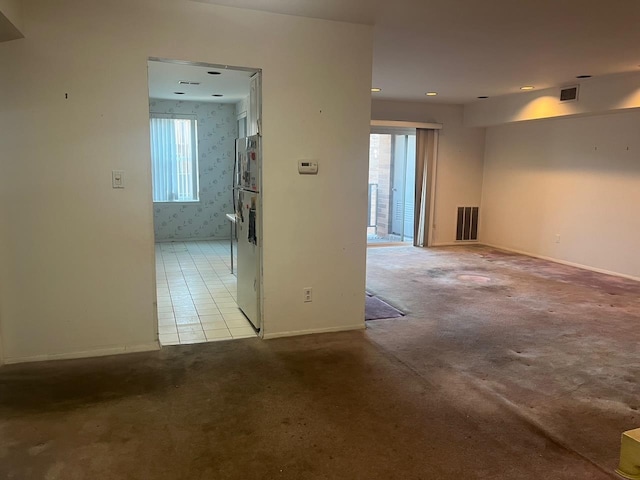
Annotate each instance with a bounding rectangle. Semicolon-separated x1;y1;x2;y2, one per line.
150;115;199;202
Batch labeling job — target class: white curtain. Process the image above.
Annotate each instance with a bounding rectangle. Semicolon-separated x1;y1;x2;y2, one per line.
414;129;439;247
150;116;197;202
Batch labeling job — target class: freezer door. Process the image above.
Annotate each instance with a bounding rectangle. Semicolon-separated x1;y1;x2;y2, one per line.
236;191;261;329
235;136;260;192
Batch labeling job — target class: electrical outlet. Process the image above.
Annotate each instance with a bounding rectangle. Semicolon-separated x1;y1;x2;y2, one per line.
555;234;561;244
303;287;312;303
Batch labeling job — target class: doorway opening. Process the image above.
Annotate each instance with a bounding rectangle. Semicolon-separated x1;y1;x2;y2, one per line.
367;131;416;245
147;58;261;346
365;122;441;321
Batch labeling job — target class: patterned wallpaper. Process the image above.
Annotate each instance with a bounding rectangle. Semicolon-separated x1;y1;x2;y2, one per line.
150;99;237;241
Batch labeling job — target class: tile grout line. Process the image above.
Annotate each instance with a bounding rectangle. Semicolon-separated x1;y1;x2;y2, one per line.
157;241;254;346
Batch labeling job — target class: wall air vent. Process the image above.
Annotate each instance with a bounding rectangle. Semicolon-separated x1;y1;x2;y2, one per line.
456;207;479;241
560;85;579;102
178;81;201;85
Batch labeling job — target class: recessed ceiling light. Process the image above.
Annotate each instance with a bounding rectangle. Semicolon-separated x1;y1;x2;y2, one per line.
477;96;489;99
425;92;437;96
371;88;382;92
212;94;223;97
207;71;222;75
520;86;535;90
174;92;185;95
576;75;592;79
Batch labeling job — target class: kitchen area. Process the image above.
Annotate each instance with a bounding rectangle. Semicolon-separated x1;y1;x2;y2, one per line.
149;59;263;346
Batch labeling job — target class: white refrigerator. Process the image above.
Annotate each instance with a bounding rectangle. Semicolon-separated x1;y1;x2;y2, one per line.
234;135;261;331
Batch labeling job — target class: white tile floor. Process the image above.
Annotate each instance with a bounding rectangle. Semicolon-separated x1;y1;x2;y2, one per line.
155;240;257;346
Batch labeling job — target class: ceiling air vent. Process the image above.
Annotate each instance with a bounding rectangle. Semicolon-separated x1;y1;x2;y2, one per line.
560;85;579;102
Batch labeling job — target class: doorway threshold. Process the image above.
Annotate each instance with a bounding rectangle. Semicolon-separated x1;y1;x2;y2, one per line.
367;242;412;248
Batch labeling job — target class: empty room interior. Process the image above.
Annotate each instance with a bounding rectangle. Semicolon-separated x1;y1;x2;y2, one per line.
0;1;639;479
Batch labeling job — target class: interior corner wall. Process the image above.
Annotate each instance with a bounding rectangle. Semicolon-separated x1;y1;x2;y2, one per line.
0;0;23;41
370;100;486;245
0;0;373;362
235;97;249;119
0;0;21;27
480;109;640;279
150;99;237;242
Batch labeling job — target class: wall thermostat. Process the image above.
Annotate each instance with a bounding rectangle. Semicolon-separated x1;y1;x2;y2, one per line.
298;160;318;175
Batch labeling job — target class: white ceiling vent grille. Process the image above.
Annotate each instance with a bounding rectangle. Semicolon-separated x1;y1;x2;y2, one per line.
560;85;579;102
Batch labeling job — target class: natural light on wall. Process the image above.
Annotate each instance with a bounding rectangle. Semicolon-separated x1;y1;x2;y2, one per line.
150;114;199;202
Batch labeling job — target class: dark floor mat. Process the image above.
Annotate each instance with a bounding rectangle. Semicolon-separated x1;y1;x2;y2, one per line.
365;295;404;320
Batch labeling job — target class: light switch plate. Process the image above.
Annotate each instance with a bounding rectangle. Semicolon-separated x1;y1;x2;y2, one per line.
112;170;125;188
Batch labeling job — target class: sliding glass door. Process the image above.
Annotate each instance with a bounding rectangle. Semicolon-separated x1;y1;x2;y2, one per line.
368;132;416;244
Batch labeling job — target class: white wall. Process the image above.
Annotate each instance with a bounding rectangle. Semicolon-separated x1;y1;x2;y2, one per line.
371;100;486;245
465;71;640;128
481;110;640;279
0;0;372;362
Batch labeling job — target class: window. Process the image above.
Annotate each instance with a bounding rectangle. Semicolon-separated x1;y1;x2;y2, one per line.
150;114;199;202
367;131;416;244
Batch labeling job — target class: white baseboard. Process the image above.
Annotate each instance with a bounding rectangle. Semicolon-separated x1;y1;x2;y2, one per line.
367;243;410;248
480;242;640;283
431;241;480;247
155;237;230;243
261;323;365;340
3;341;161;365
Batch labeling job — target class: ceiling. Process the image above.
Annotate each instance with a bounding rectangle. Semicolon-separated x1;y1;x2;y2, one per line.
192;0;640;104
147;60;255;103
